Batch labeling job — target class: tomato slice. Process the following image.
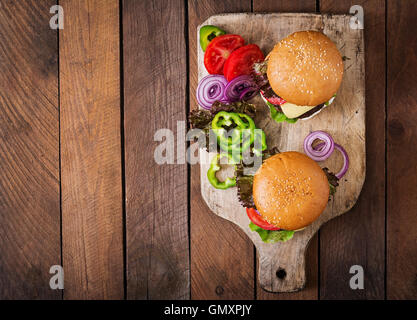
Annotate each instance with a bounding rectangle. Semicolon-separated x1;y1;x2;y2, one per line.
204;34;245;75
223;44;264;81
260;90;287;105
246;208;280;231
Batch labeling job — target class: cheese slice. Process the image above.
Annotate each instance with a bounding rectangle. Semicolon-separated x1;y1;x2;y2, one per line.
280;102;316;119
261;93;336;120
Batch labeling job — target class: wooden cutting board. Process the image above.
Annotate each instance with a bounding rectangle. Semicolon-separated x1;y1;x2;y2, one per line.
197;13;365;293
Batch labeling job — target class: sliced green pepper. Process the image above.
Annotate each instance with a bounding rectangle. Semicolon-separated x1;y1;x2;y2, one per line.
212;112;256;154
199;25;226;51
227;113;256;147
207;154;237;189
252;129;267;157
212;111;246;130
237;113;256;130
212;111;246;146
219;130;253;156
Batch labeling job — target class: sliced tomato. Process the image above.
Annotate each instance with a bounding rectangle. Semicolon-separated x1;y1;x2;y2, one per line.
260;90;286;106
204;34;245;74
223;44;264;81
246;208;280;231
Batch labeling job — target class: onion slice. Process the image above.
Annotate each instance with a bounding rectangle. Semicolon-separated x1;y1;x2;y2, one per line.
334;144;349;179
224;75;257;102
196;75;228;110
303;131;335;161
239;87;258;101
303;131;349;179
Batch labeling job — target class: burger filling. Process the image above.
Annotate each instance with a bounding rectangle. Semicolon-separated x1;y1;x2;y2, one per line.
252;61;335;123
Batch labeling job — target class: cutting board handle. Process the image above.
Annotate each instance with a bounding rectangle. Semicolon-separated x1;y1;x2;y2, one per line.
257;241;308;292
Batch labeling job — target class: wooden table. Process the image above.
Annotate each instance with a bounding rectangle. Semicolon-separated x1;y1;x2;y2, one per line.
0;0;415;300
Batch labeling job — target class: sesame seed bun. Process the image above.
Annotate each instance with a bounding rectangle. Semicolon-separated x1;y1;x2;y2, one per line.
253;152;330;231
267;30;343;106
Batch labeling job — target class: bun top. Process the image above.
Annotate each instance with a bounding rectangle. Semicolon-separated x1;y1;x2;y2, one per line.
253;152;330;231
267;30;343;106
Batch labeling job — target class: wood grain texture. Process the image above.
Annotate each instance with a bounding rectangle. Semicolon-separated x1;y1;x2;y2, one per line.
189;0;255;300
253;0;316;13
198;13;365;293
60;0;124;299
253;0;318;300
319;0;386;300
123;0;189;300
0;0;61;300
387;0;417;300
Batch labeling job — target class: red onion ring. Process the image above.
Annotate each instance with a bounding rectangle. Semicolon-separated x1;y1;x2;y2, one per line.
334;144;349;179
224;75;257;102
239;87;258;101
196;75;228;110
314;142;350;179
304;131;349;179
303;131;335;161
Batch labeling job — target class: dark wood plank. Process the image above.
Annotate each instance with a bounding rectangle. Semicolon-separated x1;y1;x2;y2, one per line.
60;0;124;299
387;0;417;300
123;0;189;299
0;0;61;300
252;0;318;300
188;0;255;300
319;0;386;299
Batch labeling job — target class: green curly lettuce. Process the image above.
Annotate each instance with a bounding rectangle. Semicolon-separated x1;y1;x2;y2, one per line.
249;222;295;243
189;101;257;130
322;167;339;197
235;147;280;208
266;101;298;124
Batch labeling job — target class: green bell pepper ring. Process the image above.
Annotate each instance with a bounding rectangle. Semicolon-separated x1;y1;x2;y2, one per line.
223;116;256;154
212;111;247;146
207;154;237;189
232;113;256;145
212;111;246;130
237;113;256;130
199;25;226;51
219;128;253;154
212;112;256;152
252;129;267;157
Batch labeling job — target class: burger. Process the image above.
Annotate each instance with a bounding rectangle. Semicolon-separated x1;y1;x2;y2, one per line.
238;151;338;243
252;30;343;123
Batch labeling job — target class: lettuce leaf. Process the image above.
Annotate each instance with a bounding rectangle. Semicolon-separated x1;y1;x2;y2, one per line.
189;110;213;129
189;101;257;152
266;101;298;124
210;101;256;118
322;167;339;197
189;101;257;130
236;172;255;208
236;147;280;208
249;222;295;243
